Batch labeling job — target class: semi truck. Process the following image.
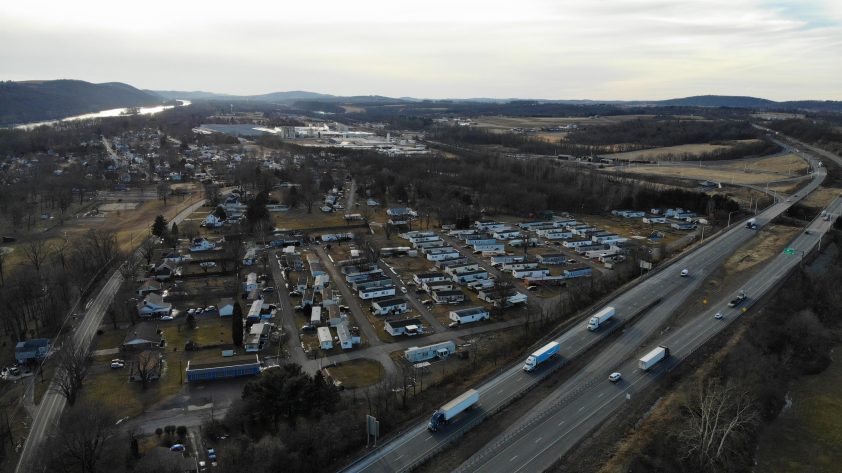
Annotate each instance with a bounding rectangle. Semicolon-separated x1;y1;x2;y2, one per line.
523;341;560;372
728;290;747;308
428;389;480;431
746;218;758;229
639;345;669;370
587;306;616;331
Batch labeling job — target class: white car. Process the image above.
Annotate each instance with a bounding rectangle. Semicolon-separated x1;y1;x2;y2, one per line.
161;315;174;321
680;269;689;277
400;287;408;294
714;312;724;320
608;372;622;383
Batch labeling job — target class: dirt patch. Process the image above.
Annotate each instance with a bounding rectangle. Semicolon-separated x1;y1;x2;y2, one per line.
99;202;140;211
724;224;801;274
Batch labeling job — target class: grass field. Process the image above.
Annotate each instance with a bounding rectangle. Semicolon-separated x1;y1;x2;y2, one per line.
324;359;384;389
719;153;808;174
474;114;657;129
606;143;738;162
618;164;784;185
799;186;842;209
754;349;842;472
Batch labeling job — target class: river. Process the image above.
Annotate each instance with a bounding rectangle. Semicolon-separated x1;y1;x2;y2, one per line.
14;100;192;130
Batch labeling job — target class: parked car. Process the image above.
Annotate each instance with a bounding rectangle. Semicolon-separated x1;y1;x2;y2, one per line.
301;325;316;333
160;315;174;321
289;290;301;297
567;259;577;264
170;444;185;452
199;261;216;268
9;366;21;376
262;287;275;293
205;305;216;313
527;285;538;291
207;448;217;461
421;299;434;305
401;287;408;294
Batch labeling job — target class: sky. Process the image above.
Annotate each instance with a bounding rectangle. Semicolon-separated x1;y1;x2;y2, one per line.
1;0;841;100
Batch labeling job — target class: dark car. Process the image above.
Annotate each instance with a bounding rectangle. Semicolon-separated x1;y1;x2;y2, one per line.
207;448;217;461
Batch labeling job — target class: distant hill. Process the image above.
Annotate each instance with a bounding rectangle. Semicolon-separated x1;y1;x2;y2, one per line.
152;89;335;102
0;80;163;126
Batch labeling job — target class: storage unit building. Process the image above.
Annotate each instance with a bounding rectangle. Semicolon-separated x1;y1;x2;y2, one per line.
186;355;261;382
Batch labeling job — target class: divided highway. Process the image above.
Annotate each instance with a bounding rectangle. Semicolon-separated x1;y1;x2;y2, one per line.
340;146;825;473
458;194;842;473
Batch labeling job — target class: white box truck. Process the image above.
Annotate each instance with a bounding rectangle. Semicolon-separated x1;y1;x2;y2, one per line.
523;341;560;372
428;389;479;432
587;306;615;331
639;345;669;370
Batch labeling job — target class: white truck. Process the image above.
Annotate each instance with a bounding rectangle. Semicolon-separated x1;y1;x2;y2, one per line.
523;341;560;372
639;345;670;370
746;218;758;229
587;306;615;331
428;389;480;431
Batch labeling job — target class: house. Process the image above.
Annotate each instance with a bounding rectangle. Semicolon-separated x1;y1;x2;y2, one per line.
593;234;628;245
665;208;698;220
243;272;258;292
336;322;360;349
153;260;180;281
426;248;461;261
218;298;236;317
537;254;567;265
189;237;216;252
670;220;697;230
244;322;270;352
472;243;506;254
136;279;163;295
432;289;465;304
386;207;417;225
643;214;668;224
318;327;333;350
384;318;424;336
611;210;645;218
136;293;172;317
564;266;593;279
14;339;51;364
354;276;393;291
562;239;592;248
443;263;481;277
501;261;539;272
242;247;259;266
405;341;456;363
185;355;261;382
247;299;263;322
449;307;491;325
511;268;550;279
451;270;489;284
203;209;226;228
122;322;163;351
492;229;521;240
539;230;575;240
413;272;449;285
359;286;396;300
371;298;409;316
490;255;524;266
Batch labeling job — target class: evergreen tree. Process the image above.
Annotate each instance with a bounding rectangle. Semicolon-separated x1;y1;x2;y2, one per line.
232;302;244;346
151;215;168;238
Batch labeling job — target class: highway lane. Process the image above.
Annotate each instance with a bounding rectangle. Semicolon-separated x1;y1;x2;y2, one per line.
340;147;824;473
15;199;205;473
458;200;841;472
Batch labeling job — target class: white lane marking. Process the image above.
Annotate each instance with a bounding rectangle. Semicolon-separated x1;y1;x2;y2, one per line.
558;421;565;426
394;454;403;461
510;455;519;462
597;392;604;398
534;437;543;443
578;406;584;412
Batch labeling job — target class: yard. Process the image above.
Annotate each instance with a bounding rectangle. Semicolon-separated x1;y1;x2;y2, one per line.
323;359;384;389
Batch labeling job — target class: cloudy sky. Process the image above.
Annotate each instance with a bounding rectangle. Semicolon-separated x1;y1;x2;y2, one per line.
1;0;840;100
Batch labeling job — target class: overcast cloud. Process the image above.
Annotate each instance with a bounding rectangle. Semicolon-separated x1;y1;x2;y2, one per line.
1;0;840;100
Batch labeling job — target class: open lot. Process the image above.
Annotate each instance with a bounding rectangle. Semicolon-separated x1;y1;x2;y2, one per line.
724;224;801;274
605;142;749;162
324;358;384;389
798;186;842;209
473;114;657;130
616;164;786;185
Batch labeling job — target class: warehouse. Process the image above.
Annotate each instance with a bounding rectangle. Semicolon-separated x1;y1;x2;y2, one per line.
404;341;457;363
185;355;261;382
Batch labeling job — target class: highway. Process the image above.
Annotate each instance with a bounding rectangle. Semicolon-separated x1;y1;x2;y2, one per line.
339;145;825;473
458;194;842;473
15;199;205;473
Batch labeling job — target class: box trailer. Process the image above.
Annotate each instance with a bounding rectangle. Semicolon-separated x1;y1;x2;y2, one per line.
639;345;669;370
523;341;560;372
428;389;480;431
587;306;615;331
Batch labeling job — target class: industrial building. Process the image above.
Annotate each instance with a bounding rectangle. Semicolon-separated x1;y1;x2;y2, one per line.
185;355;261;382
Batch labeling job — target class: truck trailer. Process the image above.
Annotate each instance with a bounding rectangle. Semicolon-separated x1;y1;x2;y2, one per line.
428;389;480;431
639;345;669;370
523;341;560;372
587;306;616;331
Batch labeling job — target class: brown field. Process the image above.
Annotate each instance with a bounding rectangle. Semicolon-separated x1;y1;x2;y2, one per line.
724;224;800;273
473;114;656;130
719;153;808;174
798;186;842;208
618;164;783;185
323;359;384;389
606;143;741;162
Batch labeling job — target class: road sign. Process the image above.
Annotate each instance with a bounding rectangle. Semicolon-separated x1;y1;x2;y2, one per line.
783;248;796;255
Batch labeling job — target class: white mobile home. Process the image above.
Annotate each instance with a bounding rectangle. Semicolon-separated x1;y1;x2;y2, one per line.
511;268;551;279
404;341;457;363
449;307;491;325
359;286;396;300
317;327;333;350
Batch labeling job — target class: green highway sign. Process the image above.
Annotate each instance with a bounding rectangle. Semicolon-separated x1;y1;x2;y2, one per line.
783;248;797;255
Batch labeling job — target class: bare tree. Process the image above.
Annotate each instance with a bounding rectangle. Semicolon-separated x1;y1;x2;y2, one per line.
0;247;7;286
679;378;759;472
40;401;118;473
119;251;144;283
51;339;90;406
157;181;171;204
22;238;51;277
139;237;156;265
133;350;161;390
